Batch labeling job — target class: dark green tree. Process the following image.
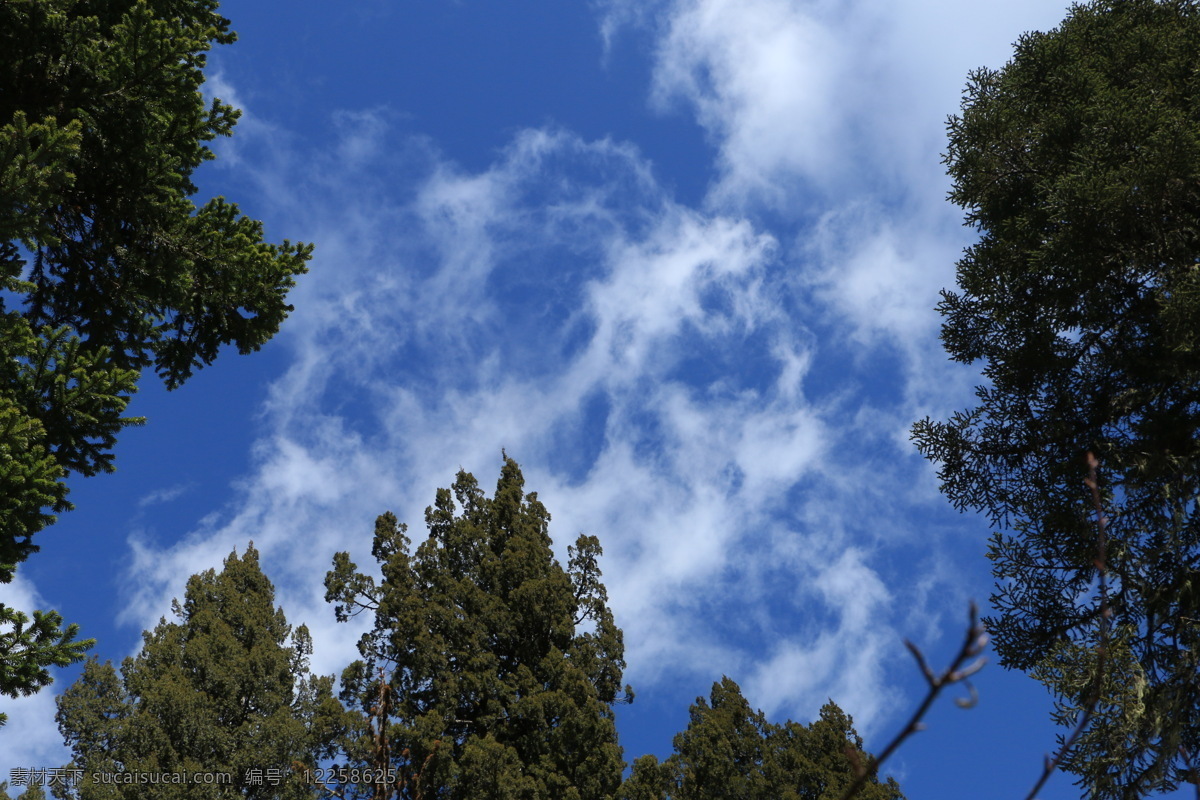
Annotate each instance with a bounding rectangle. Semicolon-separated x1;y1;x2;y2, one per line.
911;0;1200;795
618;677;903;800
0;0;311;715
324;456;633;800
53;544;348;799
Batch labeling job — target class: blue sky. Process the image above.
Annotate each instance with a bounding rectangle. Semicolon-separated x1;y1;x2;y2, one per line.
2;1;1185;797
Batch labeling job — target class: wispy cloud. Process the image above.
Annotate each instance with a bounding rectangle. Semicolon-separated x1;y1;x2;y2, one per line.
136;482;195;508
110;95;923;730
605;0;1072;363
105;0;1077;758
743;547;894;726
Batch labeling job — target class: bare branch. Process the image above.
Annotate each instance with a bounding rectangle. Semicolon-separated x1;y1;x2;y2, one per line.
839;602;988;800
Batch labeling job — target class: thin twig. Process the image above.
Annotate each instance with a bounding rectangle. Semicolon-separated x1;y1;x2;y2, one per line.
838;603;988;800
1022;451;1110;800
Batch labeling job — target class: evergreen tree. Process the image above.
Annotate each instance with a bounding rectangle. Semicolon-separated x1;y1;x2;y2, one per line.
324;456;632;800
619;678;903;800
910;0;1200;795
0;0;311;714
1;781;47;800
53;544;347;799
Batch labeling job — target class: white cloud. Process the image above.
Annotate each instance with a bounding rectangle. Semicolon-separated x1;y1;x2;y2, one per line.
333;108;392;167
0;688;66;774
736;546;899;733
605;0;1076;379
113;116;889;720
612;0;1074;208
649;0;847;206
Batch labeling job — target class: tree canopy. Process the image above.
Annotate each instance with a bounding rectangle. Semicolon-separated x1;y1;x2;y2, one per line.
618;677;903;800
53;544;346;800
324;457;632;800
911;0;1200;795
0;0;310;717
1;0;311;386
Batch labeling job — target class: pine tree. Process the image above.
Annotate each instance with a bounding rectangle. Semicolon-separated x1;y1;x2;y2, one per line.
619;677;903;800
0;0;311;715
53;544;347;799
324;456;632;800
910;1;1200;794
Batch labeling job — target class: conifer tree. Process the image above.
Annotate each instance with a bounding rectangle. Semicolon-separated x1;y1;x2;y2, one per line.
324;456;632;800
619;677;903;800
0;0;311;714
910;1;1200;794
53;545;347;799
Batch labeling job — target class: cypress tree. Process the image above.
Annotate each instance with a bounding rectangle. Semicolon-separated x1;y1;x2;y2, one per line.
54;544;346;799
324;456;632;800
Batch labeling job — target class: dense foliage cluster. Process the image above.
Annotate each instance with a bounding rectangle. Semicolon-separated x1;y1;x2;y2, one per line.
912;0;1200;795
1;0;311;388
619;677;903;800
324;458;632;800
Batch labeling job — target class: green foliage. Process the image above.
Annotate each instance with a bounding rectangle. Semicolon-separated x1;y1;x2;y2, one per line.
618;678;903;800
0;0;311;719
0;604;89;727
1031;624;1157;795
325;456;633;800
53;545;348;799
0;0;311;386
911;0;1200;794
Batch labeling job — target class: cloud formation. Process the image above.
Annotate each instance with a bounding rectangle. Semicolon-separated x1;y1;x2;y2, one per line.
649;0;849;205
115;0;1063;747
108;99;941;747
6;0;1089;775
